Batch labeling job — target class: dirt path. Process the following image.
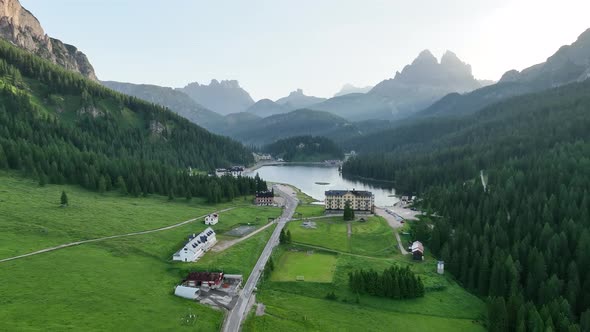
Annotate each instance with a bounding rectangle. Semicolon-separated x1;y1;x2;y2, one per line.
210;220;276;252
374;207;409;255
0;207;235;264
347;222;352;239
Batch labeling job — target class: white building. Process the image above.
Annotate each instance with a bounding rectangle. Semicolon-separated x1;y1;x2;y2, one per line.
174;285;199;300
204;213;218;225
172;227;217;262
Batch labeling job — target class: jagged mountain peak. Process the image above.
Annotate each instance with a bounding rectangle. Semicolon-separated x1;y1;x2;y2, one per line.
178;79;254;115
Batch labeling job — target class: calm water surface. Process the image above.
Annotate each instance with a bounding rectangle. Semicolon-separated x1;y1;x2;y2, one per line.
245;165;398;207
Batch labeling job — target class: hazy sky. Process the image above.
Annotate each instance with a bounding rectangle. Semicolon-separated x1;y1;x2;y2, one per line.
21;0;590;100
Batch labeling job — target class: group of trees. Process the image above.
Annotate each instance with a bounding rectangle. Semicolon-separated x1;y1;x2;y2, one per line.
0;39;263;203
263;135;344;162
343;201;355;221
279;229;292;244
348;266;425;299
341;79;590;330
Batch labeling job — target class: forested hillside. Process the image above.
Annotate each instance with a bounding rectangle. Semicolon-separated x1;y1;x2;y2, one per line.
263;136;343;162
0;40;260;203
343;80;590;330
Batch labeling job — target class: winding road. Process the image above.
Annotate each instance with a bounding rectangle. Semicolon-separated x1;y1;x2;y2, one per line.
222;184;298;332
0;208;235;264
375;207;409;255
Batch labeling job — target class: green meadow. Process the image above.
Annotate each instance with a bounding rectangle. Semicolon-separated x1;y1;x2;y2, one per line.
270;251;338;282
0;171;280;331
245;214;486;332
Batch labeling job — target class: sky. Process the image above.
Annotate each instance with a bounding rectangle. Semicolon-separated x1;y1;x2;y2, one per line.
21;0;590;101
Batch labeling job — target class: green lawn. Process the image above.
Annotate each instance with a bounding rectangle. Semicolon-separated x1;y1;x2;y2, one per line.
287;217;350;252
271;251;338;282
286;215;396;256
0;171;280;331
294;203;325;218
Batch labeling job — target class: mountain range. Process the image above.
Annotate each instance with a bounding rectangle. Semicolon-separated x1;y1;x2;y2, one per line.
311;50;483;121
420;27;590;118
177;79;255;115
334;84;373;97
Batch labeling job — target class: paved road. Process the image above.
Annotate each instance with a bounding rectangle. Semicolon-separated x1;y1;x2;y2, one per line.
222;184;298;332
0;208;235;264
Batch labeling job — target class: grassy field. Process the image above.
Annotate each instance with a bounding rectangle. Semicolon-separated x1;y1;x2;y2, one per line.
0;171;280;331
244;212;487;331
287;217;350;252
0;171;280;259
294;203;325;218
270;251;338;282
286;215;396;256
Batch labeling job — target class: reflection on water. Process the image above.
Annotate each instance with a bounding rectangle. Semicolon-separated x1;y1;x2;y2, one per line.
245;165;398;207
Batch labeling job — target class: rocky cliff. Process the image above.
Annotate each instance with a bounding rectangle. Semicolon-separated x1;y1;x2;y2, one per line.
0;0;97;80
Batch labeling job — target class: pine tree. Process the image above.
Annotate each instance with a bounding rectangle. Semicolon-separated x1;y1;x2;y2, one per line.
286;230;292;244
60;190;68;207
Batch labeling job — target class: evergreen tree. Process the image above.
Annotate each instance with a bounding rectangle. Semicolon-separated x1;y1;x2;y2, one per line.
60;191;68;207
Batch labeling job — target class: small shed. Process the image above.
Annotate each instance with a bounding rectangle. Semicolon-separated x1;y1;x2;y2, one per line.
437;261;444;274
174;285;199;300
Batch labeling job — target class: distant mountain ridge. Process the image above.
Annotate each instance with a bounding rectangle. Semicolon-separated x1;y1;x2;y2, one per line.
177;79;254;115
275;89;327;110
311;50;483;121
421;27;590;118
245;99;288;118
334;84;373;97
101;81;224;127
0;0;97;80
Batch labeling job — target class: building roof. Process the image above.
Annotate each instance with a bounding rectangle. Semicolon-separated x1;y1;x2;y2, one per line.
411;241;424;253
185;271;224;282
174;285;199;300
325;189;373;197
256;191;274;198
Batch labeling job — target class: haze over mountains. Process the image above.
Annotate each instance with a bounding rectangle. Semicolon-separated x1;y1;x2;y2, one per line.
177;79;255;115
421;27;590;118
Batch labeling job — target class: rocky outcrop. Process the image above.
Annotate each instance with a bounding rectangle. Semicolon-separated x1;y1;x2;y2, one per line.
0;0;97;80
313;50;483;121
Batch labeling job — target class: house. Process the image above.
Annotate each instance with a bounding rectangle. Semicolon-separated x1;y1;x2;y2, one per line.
410;241;424;261
255;191;274;206
324;189;374;213
172;227;217;262
184;271;224;290
204;213;218;225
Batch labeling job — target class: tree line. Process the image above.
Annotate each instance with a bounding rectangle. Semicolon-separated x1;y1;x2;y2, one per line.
341;80;590;330
0;39;262;203
348;266;425;299
263;135;344;162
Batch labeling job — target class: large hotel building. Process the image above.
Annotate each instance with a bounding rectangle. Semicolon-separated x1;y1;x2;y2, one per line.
324;189;375;213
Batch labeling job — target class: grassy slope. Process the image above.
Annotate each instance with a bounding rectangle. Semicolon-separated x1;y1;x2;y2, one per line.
0;171;280;330
244;214;486;331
